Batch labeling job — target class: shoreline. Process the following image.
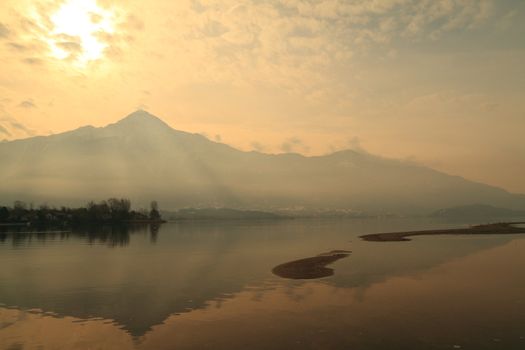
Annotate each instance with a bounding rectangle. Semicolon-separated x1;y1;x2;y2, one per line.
360;222;525;242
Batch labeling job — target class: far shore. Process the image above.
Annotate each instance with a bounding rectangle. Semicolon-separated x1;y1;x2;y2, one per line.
124;219;166;224
360;222;525;242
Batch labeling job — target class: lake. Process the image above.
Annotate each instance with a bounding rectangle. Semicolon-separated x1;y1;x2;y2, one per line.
1;218;524;349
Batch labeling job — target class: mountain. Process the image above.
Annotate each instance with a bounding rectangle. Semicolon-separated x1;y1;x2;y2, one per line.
430;204;525;222
1;110;524;214
163;208;284;220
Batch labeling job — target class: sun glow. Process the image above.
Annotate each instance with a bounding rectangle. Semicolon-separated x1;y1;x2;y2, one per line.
48;0;115;65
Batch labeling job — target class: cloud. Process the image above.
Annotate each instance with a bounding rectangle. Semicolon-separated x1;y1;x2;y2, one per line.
0;13;55;60
347;136;366;152
5;40;49;60
1;3;124;65
56;40;82;54
91;13;146;61
9;120;34;135
0;22;10;38
90;12;103;24
280;137;309;153
0;113;35;140
250;141;265;152
7;42;29;51
0;125;11;137
201;19;228;37
122;14;145;31
153;0;497;103
21;57;44;65
18;99;36;109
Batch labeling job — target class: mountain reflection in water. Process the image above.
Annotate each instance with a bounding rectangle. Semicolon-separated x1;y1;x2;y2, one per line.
1;219;524;349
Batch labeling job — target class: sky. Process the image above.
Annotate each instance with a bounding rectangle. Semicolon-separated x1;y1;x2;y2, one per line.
0;0;524;193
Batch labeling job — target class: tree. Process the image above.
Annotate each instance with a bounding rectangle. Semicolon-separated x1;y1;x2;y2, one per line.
87;200;110;222
108;198;131;222
14;201;27;210
12;200;27;221
37;204;50;223
149;201;161;220
0;207;8;222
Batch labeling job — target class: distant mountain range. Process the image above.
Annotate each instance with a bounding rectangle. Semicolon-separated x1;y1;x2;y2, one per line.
430;204;525;221
163;208;284;221
1;110;524;215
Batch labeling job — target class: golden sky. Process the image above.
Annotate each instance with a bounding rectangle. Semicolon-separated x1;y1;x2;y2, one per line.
0;0;524;192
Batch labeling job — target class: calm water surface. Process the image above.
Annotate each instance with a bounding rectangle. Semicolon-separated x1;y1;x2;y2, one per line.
1;219;524;349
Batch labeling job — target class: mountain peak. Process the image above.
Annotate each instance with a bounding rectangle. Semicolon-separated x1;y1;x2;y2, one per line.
115;110;171;129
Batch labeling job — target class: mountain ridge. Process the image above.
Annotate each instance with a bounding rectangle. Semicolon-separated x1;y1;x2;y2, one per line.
1;110;524;214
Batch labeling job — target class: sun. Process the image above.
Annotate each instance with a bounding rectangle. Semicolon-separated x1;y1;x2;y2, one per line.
48;0;115;65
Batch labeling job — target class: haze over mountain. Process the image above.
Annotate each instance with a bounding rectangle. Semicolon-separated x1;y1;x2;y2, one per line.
1;110;524;215
430;204;525;222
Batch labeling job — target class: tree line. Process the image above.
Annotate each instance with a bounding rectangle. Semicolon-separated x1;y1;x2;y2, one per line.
0;198;163;226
